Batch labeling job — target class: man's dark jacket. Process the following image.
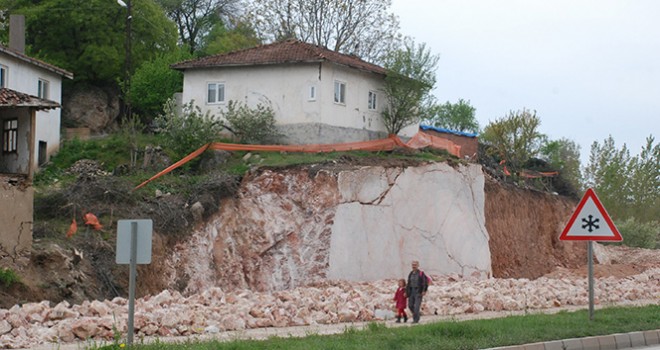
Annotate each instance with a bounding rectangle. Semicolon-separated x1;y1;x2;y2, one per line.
406;269;429;296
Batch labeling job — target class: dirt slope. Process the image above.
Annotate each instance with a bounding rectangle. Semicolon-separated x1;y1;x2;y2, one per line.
485;178;586;279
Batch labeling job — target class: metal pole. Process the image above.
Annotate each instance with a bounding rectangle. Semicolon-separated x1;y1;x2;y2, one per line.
587;241;594;321
124;0;132;119
127;221;137;345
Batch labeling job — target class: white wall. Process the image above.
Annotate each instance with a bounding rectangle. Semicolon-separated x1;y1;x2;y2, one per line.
0;52;63;167
181;62;417;141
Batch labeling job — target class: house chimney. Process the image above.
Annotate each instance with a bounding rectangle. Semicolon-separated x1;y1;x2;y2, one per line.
9;14;26;54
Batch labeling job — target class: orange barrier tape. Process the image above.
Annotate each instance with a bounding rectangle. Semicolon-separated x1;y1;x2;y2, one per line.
133;133;462;191
134;143;211;191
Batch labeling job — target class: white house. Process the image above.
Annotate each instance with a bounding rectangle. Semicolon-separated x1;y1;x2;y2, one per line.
172;39;418;144
0;15;73;168
0;88;60;266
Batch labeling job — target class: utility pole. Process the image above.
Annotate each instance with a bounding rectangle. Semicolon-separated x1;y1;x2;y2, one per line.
118;0;132;120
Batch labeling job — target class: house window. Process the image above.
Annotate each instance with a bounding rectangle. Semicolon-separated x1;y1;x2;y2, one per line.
368;91;377;110
3;119;18;153
38;79;49;99
0;65;6;88
309;86;316;101
334;81;346;104
207;82;225;104
38;141;48;166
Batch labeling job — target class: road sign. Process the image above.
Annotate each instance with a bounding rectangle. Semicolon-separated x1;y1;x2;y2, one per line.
116;219;152;264
116;219;153;346
559;188;622;241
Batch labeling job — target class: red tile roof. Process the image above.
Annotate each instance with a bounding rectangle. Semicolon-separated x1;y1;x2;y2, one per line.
171;39;386;75
0;88;60;110
0;45;74;79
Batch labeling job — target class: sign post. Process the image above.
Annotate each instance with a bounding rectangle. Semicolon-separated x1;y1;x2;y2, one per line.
116;219;152;346
559;188;622;320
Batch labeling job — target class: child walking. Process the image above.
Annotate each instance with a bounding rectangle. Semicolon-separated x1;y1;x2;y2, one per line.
393;279;408;323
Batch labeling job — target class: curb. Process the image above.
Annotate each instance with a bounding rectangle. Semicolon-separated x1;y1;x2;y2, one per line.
484;329;660;350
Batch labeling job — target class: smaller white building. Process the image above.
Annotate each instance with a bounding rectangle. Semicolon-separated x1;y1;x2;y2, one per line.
0;15;73;168
172;40;418;144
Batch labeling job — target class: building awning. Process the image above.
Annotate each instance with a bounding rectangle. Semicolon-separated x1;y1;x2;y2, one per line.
0;88;60;110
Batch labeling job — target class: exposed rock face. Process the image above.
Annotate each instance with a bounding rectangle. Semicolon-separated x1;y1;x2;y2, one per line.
165;163;490;294
328;163;489;281
62;85;120;132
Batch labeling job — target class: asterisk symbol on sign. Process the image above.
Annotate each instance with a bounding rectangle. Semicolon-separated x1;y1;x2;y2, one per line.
581;215;600;232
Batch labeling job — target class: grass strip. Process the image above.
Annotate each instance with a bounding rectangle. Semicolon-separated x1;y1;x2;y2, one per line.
99;304;660;350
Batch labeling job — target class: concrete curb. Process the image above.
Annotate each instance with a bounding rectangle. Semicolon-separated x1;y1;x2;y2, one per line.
484;329;660;350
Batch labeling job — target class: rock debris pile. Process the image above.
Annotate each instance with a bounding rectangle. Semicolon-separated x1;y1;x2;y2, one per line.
1;268;659;348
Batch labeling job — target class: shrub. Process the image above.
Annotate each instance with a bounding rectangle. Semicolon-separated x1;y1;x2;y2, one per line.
0;268;20;287
615;217;659;249
154;99;224;160
221;100;280;145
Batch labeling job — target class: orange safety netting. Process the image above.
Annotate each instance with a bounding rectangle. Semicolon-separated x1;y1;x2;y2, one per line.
83;212;103;231
66;218;77;238
133;132;462;191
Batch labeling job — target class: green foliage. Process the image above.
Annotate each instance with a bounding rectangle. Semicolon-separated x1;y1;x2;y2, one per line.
129;49;192;119
426;99;479;133
2;0;177;85
615;217;660;249
382;41;439;135
154;98;224;160
0;267;20;287
157;0;241;54
480;108;545;171
540;138;583;193
34;132;166;186
200;19;262;56
585;135;659;224
221;100;281;144
627;136;660;223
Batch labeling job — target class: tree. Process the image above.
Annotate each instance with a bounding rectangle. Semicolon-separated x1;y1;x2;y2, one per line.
587;135;659;223
381;41;439;135
539;138;583;193
157;0;241;54
129;48;192;119
627;136;660;223
2;0;177;84
480;108;545;170
583;136;632;220
426;99;479;133
249;0;402;63
199;18;261;56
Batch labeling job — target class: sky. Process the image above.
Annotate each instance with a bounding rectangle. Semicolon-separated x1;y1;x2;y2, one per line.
390;0;660;164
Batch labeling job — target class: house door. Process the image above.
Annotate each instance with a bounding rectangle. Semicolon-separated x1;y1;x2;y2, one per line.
38;141;47;166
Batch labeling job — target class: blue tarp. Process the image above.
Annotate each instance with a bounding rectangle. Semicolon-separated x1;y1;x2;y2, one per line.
419;124;478;138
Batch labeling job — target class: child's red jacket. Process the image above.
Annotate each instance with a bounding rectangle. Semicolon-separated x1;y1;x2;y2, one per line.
393;287;407;309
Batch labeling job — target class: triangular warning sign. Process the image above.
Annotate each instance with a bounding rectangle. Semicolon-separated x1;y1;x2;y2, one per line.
559;188;623;241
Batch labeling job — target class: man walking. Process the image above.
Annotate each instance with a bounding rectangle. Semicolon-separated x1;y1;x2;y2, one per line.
406;260;429;324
